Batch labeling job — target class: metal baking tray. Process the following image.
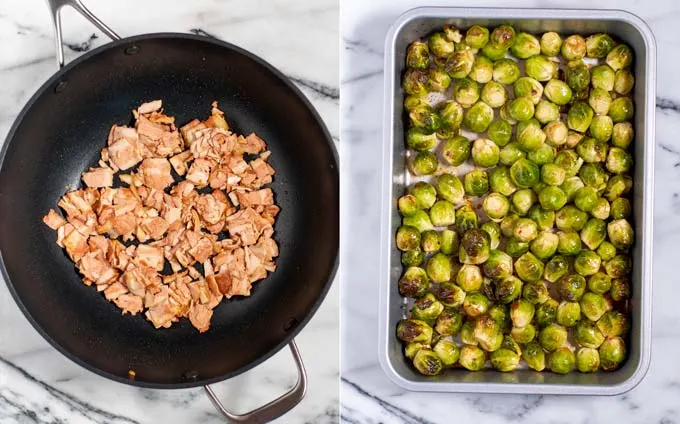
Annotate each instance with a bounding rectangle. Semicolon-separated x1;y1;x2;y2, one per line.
378;7;655;394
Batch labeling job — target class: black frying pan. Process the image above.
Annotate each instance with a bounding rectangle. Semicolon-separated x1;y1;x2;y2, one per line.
0;0;338;422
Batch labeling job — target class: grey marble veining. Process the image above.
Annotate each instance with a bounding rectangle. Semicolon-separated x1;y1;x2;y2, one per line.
341;0;680;423
0;0;338;423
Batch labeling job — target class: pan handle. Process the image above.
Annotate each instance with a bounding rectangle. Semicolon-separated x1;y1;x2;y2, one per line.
45;0;120;68
204;340;307;423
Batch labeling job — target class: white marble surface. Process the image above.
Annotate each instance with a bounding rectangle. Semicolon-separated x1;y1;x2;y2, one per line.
341;0;680;423
0;0;338;423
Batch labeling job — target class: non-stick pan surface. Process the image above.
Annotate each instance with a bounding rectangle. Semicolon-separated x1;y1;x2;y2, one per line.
0;33;338;388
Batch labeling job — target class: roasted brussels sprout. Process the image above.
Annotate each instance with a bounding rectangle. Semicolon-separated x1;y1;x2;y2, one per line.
508;32;539;58
539;323;568;352
596;241;617;262
588;272;613;295
491;345;521;372
473;314;503;352
488;168;516;198
510;158;540;188
409;105;441;133
544;121;568;147
523;341;546;371
463;291;490;318
411;293;445;324
606;44;633;71
576;137;607;163
556;205;588;232
536;298;559;328
398;194;419;216
591;197;611;220
599;337;626;371
585;33;615;58
517;122;546;152
406;40;430;69
429;200;456;226
506;238;530;258
544;79;573;105
538;186;568;211
575;347;600;373
453;77;480;108
421;230;442;254
612;122;634;149
413;348;444;375
579;163;609;190
492;59;520;85
580;218;607;250
610;198;632;221
459;345;486;371
567;102;594;133
404;93;429;112
461;320;477;346
515;252;544;282
442;135;472;166
402;249;425;267
607;218;634;249
610;278;631;302
550;347;576;374
435;308;464;336
535;100;560;124
605;255;632;278
411;151;438;175
511;323;537;344
495;276;523;304
398;267;429;298
588;88;612;116
609;97;634;123
397;319;433;344
605;174;633;202
438;100;465;131
404;342;426;359
606;147;633;175
396;226;421;251
428;67;452;92
436;174;465;205
614;69;635;96
403;69;429;96
544;255;570;284
529;205;556;230
446;49;475;79
464;169;489;197
434;282;466;308
465;25;490;49
574;250;602;276
580;292;608;322
457;264;483;292
558;273;587;301
471;137;500;167
469;55;494;84
489;24;516;49
525;55;558;81
590;116;614;143
530;231;559;260
510;299;535;328
555;150;584;178
557;301;581;327
483;193;510;221
557;230;582;256
512;189;538;216
429;32;455;58
460;228;491;264
410;181;436;209
426;253;453;283
443;25;462;43
522;280;549;305
573;186;598;212
513;78;542;105
456;204;479;235
528;144;557;166
480;80;508;108
591;64;615;91
565;60;591;91
561;35;586;60
440;229;459;255
574;320;605;349
597;311;630;337
433;339;460;367
499;142;526;166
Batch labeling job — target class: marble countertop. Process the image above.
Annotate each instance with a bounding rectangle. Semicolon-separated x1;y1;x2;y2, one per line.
341;0;680;423
0;0;338;423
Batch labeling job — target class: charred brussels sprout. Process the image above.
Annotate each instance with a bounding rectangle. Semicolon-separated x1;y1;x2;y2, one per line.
511;32;541;58
488;120;513;147
435;308;464;336
469;55;494;84
535;100;560;124
510;158;540;188
561;35;586;60
421;230;442;254
454;77;480;108
607;219;634;249
539;323;568;352
493;59;521;85
481;81;508;108
597;311;630;337
580;292;608;322
464;169;489;197
567;102;594;133
483;193;510;221
514;77;544;105
591;64;615;91
411;151;438;175
413;348;444;375
464;102;494;133
443;25;462;43
445;49;475;79
588;272;612;295
489;24;516;49
530;231;559;260
397;319;433;344
436;174;465;205
460;228;491;265
465;25;490;49
398;194;419;216
566;60;591;91
459;345;486;371
396;225;421;251
438;100;465;131
589;88;612;116
585;33;615;58
609;97;634;123
428;32;455;58
606;147;633;175
411;293;445;324
403;69;429;96
526;55;558;81
610;278;631;302
511;299;536;328
402;249;425;267
580;218;607;250
426;253;453;283
614;69;635;95
483;249;514;279
456;204;479;235
557;301;581;327
464;292;490;318
523;280;550;305
550;347;576;374
495;276;523;304
398;267;429;298
406;128;437;152
574;251;601;276
406;40;430;69
536;298;560;328
434;282;466;308
544;255;570;283
512;189;537;217
558;273;587;301
574;320;606;349
433;339;460;367
544;79;573;105
606;44;633;71
605;255;632;278
599;337;626;371
429;200;456;226
515;252;545;282
457;264;483;292
481;221;502;250
442;135;472;166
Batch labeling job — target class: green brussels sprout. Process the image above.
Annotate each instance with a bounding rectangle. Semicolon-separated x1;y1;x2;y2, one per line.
434;282;466;307
428;32;455;58
607;218;634;250
550;347;576;374
481;221;502;250
530;231;559;260
440;136;470;167
566;130;585;149
512;189;538;216
397;319;433;344
606;147;633;175
597;311;630;338
609;97;634;123
481;42;509;60
435;308;464;336
433;176;462;206
524;341;547;371
483;193;510;221
513;218;539;243
421;230;442;254
591;64;615;91
511;32;540;58
612;122;634;149
511;323;537;344
573;186;598;212
596;242;616;262
404;93;429;112
605;255;632;278
606;44;633;71
506;238;530;258
460;228;491;264
579;163;609;190
428;68;452;92
456;264;483;292
556;205;588;231
555;150;584;178
540;32;562;56
599;337;626;371
398;267;429;298
398;194;420;216
396;225;421;251
453;77;480;108
557;230;583;256
438;100;465;131
410;151;438;175
538;165;564;189
464;291;490;318
411;293;445;324
405;128;437;151
404;342;426;359
491;346;521;372
429;200;456;226
588;272;612;295
426;252;453;283
465;25;490;48
580;218;607;250
591;197;611;220
576;348;601;373
437;230;457;256
482;249;514;279
544;121;568;147
494;275;522;304
464;169;489;197
443;24;463;43
539;186;568;211
574;320;606;348
489;24;516;49
590;116;614;143
540;323;568;352
614;69;635;95
588;88;612;116
480;81;508;108
527;144;556;166
514;77;544;105
605;174;633;201
445;49;475;79
543;256;569;284
402;249;425;268
508;96;535;122
500;213;520;237
610;198;632;221
529;205;556;230
544;79;573;105
558;273;587;301
433;339;460;367
561;35;586;60
535;100;560;124
464;102;495;133
500;142;527;166
567;102;594;133
409;181;436;208
510;158;540;188
574;250;602;276
525;55;558;81
585;33;615;58
557;301;581;327
406;40;430;69
489;303;511;330
486;120;512;147
522;280;550;305
576;137;608;163
413;348;444;375
511;299;536;328
610;278;631;302
473;314;503;351
536;298;560;327
566;60;591;91
488;167;517;197
492;58;521;85
580;292;608;322
469;55;494;84
460;320;477;346
403;69;429;96
459;345;486;371
456;204;479;235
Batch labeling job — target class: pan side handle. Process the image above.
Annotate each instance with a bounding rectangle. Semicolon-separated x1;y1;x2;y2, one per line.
45;0;120;68
204;340;307;424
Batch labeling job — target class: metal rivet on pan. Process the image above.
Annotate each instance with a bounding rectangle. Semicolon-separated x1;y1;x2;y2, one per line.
283;318;299;332
183;370;199;381
54;81;68;93
124;45;140;55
